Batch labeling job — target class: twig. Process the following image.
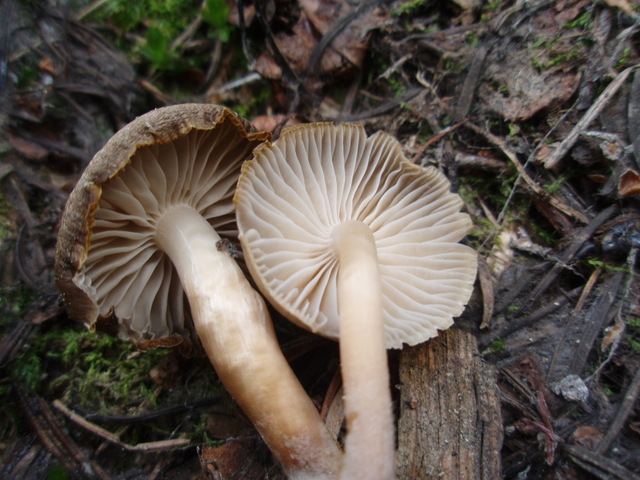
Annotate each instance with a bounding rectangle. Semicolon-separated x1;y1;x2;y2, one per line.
568;272;624;376
411;120;466;164
595;366;640;454
466;122;589;224
573;266;603;313
524;204;617;305
482;285;582;348
81;397;220;424
543;65;640;169
339;88;422;121
564;444;640;480
0;319;34;366
53;400;192;453
453;42;492;122
17;388;110;480
307;0;381;76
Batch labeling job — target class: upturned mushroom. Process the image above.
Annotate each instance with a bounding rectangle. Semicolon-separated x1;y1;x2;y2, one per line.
234;123;478;480
54;105;341;479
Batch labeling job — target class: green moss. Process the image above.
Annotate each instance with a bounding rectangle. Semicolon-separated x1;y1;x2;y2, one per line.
392;0;431;17
563;11;592;30
10;326;168;412
490;338;507;353
627;316;640;329
229;83;272;120
83;0;235;74
615;46;632;71
543;174;567;195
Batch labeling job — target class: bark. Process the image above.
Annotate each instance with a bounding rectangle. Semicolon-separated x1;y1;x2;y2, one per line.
396;329;503;480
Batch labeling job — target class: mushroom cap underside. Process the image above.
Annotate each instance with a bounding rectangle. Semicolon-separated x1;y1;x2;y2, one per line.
235;123;477;349
55;104;270;345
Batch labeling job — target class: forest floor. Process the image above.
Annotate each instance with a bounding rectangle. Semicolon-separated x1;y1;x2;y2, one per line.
1;0;639;479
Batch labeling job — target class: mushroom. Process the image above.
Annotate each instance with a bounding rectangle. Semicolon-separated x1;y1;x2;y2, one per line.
234;123;478;480
54;105;341;479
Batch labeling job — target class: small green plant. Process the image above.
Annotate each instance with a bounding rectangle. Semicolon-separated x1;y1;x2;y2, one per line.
466;31;480;48
506;305;520;314
231;84;271;119
626;316;640;329
202;0;234;42
585;259;632;274
10;326;168;413
629;338;640;353
86;0;234;73
615;46;632;71
563;11;592;30
392;0;431;17
544;174;567;195
490;338;507;353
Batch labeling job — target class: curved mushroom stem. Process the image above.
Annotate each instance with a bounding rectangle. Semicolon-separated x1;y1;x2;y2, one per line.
332;220;395;480
156;205;341;480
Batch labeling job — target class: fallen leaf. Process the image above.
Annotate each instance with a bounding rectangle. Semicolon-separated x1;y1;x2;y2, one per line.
479;41;581;122
601;321;625;352
619;168;640;197
254;0;387;89
571;425;603;449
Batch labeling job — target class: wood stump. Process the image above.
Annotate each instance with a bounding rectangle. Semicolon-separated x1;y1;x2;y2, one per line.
396;329;503;480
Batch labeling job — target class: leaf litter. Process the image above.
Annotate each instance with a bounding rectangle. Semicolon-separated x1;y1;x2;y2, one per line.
1;0;640;478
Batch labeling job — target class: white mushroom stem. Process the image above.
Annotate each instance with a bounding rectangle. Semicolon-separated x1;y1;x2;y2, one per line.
155;205;341;480
332;220;395;480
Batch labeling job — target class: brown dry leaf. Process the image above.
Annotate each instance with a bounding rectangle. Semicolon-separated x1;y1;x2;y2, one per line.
38;57;57;76
8;134;49;161
199;439;269;479
600;322;625;352
480;53;580;122
251;114;299;132
571;425;603;450
254;0;387;89
619;168;640;197
554;0;590;25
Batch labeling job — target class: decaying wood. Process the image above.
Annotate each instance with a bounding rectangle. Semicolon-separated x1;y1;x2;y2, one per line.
396;329;503;480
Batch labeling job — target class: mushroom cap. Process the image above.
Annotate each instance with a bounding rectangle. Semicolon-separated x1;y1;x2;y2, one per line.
55;104;270;346
234;123;477;349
